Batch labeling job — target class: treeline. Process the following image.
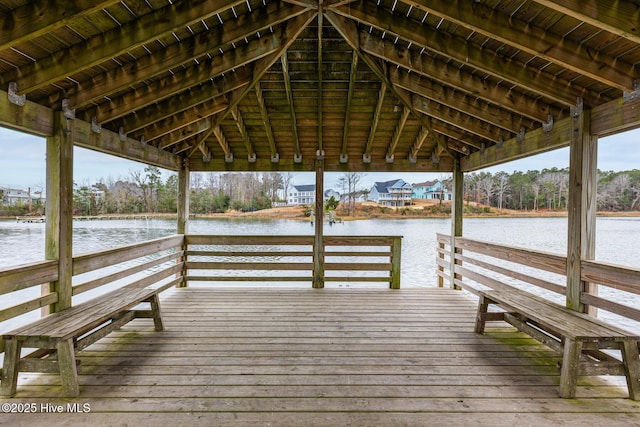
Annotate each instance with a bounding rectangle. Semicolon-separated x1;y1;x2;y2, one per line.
4;167;639;217
459;168;640;212
71;168;293;216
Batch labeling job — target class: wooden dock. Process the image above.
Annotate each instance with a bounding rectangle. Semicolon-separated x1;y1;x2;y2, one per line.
2;288;639;426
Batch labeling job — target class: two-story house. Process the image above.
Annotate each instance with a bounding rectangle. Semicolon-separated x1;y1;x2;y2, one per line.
287;185;341;205
412;180;452;201
368;179;413;207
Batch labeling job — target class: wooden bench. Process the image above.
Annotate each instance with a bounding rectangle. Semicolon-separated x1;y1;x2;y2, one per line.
1;286;163;397
475;288;640;400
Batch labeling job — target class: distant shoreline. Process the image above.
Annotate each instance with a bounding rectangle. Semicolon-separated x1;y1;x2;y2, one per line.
2;204;639;222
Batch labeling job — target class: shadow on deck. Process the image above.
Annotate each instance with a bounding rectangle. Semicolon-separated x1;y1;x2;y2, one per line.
2;288;639;426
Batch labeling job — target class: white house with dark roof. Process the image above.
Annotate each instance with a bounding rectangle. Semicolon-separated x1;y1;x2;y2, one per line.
287;185;341;205
367;179;413;207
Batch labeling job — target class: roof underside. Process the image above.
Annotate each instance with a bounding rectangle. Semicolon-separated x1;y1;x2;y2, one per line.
0;0;639;173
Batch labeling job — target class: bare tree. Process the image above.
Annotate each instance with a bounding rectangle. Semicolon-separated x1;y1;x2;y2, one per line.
282;173;294;203
476;173;495;206
340;172;365;215
494;172;510;212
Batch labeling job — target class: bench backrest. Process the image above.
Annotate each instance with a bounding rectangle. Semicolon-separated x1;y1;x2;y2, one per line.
0;234;184;354
436;233;640;334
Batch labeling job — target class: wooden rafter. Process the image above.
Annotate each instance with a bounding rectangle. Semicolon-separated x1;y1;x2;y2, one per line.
254;82;279;160
409;127;430;160
531;0;640;45
363;84;386;161
359;32;561;123
188;10;317;159
212;124;233;161
230;106;256;161
359;50;454;158
107;72;245;135
86;36;281;124
403;0;635;91
54;2;309;109
386;107;411;161
155;119;213;150
410;94;508;144
334;2;602;106
1;0;247;94
341;51;358;161
0;0;121;52
317;8;324;155
390;68;535;134
142;99;228;143
281;52;302;160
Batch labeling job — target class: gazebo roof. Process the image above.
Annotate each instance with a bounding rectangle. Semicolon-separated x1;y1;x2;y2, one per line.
0;0;638;174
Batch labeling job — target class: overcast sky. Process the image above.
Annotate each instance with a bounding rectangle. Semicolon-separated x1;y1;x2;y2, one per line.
1;127;639;191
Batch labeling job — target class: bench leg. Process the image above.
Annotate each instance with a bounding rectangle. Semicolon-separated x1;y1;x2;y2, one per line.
0;338;22;397
621;341;640;400
475;295;489;334
149;294;164;331
56;339;79;397
559;338;582;398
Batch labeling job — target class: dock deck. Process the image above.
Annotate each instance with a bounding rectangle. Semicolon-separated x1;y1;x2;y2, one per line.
3;288;639;426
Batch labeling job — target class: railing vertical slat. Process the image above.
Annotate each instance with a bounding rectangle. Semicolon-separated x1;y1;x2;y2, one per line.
390;237;402;289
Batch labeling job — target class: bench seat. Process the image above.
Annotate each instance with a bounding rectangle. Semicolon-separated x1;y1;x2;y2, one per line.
475;288;640;400
1;286;163;397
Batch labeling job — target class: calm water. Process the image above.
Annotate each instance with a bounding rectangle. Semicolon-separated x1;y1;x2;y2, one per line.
2;216;639;280
1;216;639;331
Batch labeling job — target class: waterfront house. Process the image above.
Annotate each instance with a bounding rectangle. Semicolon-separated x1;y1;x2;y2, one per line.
0;187;44;206
1;2;640;424
412;179;452;200
287;184;316;205
288;185;340;205
368;179;413;206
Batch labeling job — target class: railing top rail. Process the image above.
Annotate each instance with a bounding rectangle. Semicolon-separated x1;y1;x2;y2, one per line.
582;260;640;293
73;234;184;275
0;260;59;295
438;233;566;276
185;235;402;245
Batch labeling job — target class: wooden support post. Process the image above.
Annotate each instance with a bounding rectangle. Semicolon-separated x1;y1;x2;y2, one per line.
0;338;22;397
313;159;324;289
437;239;445;287
566;106;597;312
57;339;80;397
559;338;582;398
390;236;402;289
149;294;164;331
621;340;640;400
450;159;464;290
177;158;190;288
45;111;74;312
177;157;190;235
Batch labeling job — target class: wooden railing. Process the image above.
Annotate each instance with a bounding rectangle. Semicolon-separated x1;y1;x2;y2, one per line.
0;235;184;351
436;233;640;330
0;260;59;331
71;234;184;300
0;233;401;362
185;235;402;288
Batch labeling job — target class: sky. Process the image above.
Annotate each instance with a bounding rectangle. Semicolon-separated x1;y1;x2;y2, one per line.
1;127;639;191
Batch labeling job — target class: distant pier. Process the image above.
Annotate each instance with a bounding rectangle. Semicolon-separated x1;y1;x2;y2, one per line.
16;216;45;223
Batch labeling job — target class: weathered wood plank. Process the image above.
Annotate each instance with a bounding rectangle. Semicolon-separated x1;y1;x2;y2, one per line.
0;260;58;295
73;235;184;275
3;288;637;424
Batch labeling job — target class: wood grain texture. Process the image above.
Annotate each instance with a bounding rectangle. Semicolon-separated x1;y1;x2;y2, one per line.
1;287;637;425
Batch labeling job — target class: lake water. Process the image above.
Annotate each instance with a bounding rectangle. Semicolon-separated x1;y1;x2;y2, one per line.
0;217;640;287
2;216;639;284
1;216;639;331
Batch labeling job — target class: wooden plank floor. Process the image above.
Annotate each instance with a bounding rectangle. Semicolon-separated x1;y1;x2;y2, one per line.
2;287;640;426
